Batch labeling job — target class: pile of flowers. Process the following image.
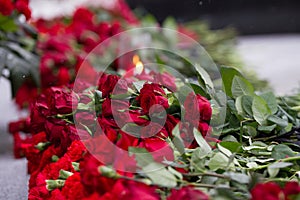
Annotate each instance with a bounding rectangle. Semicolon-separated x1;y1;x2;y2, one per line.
9;63;300;199
3;0;300;200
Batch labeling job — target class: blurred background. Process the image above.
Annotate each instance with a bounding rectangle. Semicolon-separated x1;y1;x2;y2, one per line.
125;0;300;95
127;0;300;35
28;0;300;95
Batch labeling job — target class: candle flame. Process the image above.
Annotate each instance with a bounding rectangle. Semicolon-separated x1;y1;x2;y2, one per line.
133;55;144;74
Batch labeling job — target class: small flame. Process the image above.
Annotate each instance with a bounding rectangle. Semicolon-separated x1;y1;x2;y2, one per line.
133;55;144;75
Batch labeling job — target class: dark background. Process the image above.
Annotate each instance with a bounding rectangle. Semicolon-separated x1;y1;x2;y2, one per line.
126;0;300;35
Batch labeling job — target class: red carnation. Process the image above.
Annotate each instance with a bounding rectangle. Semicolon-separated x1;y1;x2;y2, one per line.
61;172;85;200
80;153;116;195
66;140;86;162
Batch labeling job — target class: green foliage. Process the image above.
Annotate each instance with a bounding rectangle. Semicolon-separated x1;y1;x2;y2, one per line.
0;14;40;97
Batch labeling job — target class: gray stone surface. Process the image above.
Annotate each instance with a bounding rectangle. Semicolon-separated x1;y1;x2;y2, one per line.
0;79;28;200
237;34;300;95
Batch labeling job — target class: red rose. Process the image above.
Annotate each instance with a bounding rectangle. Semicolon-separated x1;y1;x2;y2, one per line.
57;67;70;86
164;114;180;134
73;8;94;26
98;74;121;97
116;130;139;150
140;122;168;138
80;153;116;194
45;119;79;151
47;87;77;115
75;111;96;133
283;182;300;197
113;150;137;176
251;182;283;200
100;179;160;200
184;93;212;125
30;94;50;133
61;172;85;200
8;118;31;133
167;186;209;200
39;37;71;53
128;110;150;125
0;0;14;16
15;82;38;109
138;137;174;163
83;133;116;164
15;0;31;20
198;122;210;137
137;83;169;113
154;72;177;92
102;98;128;118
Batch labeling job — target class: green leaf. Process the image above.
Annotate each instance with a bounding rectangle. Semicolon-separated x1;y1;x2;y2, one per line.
193;128;212;157
260;92;278;114
231;76;254;98
252;95;271;125
241;95;253;116
267;115;288;127
190;83;209;99
268;167;279;178
219;141;241;153
171;124;185;154
121;123;141;138
243;125;257;137
208;152;229;171
143;163;177;188
132;81;146;92
257;124;277;133
0;14;17;32
271;144;295;160
162;17;177;30
235;96;244;116
217;143;232;157
224;172;250;184
128;147;154;167
268;162;293;169
195;64;214;89
220;66;242;97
